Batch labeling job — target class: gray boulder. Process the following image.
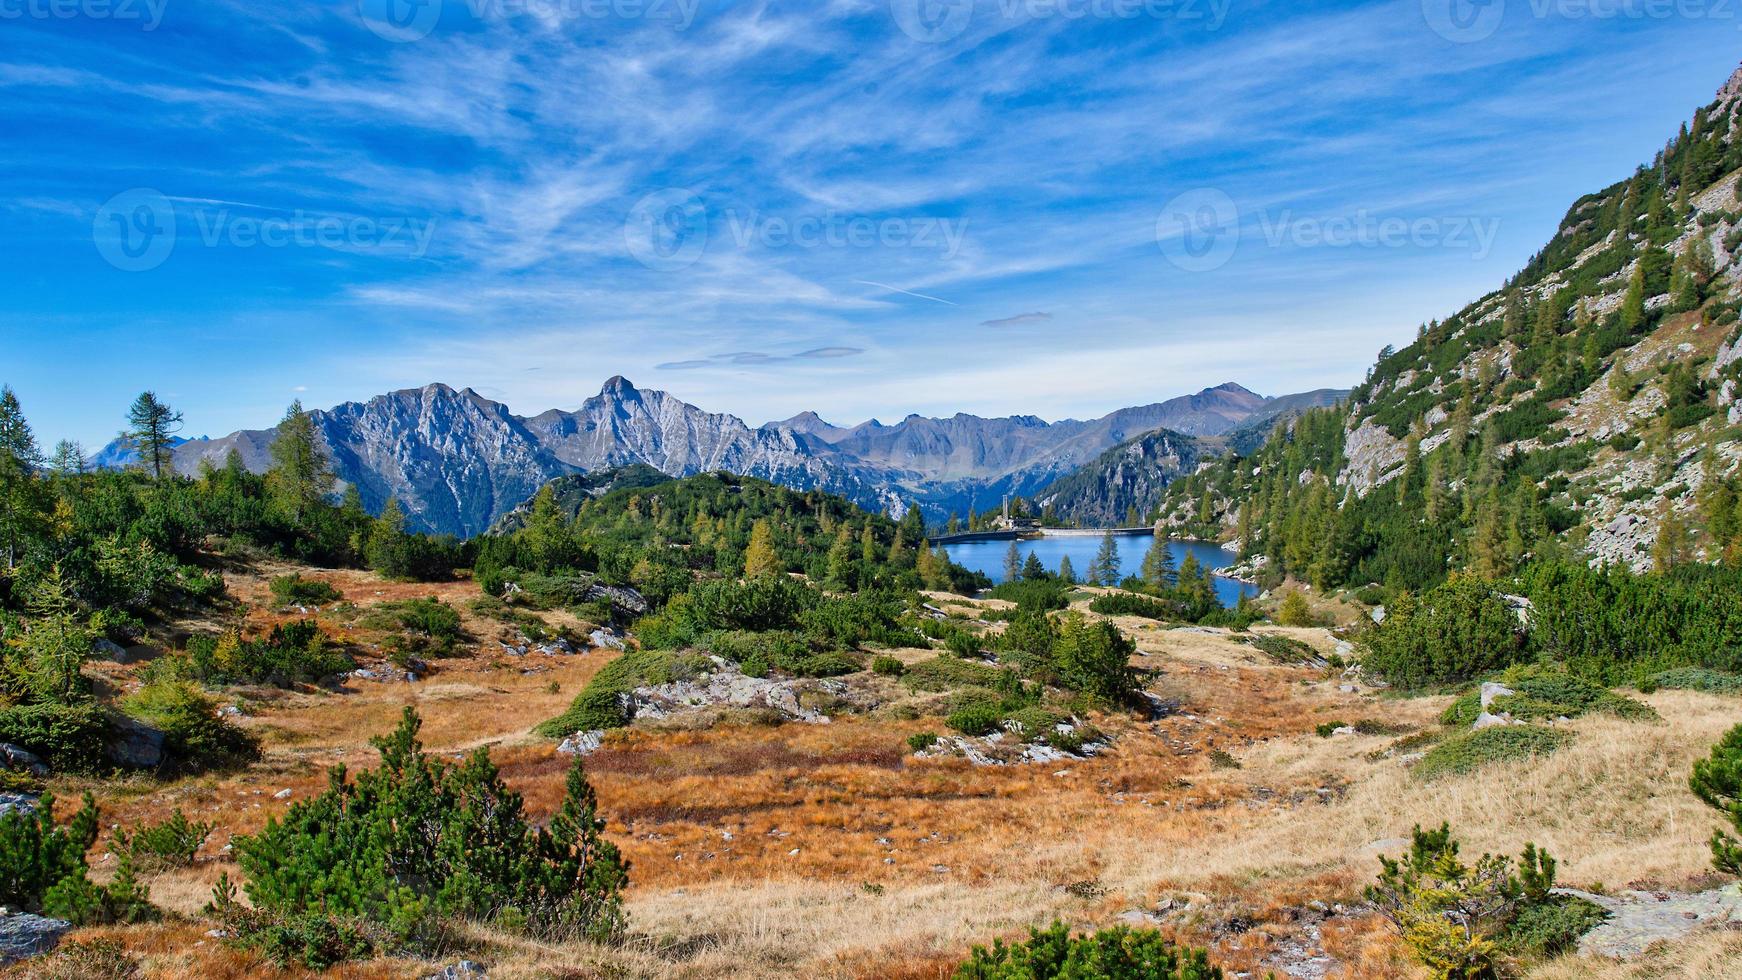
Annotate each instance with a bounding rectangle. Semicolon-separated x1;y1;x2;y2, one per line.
107;715;166;770
0;912;70;963
0;744;47;777
423;961;487;980
556;731;604;756
0;793;38;818
92;637;133;663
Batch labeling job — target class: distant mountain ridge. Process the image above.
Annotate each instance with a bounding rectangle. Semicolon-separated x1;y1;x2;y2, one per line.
97;378;1347;536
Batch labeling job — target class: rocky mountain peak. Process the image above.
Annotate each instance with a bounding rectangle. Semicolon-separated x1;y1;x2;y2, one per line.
1718;60;1742;105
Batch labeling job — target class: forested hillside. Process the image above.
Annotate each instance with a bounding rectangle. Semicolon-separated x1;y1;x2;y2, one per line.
1154;67;1742;593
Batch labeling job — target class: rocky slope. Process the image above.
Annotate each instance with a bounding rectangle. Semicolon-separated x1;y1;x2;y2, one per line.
1033;428;1207;526
1153;62;1742;575
100;378;1335;537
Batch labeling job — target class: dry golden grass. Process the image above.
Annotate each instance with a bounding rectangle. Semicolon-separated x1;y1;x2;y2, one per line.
23;566;1742;978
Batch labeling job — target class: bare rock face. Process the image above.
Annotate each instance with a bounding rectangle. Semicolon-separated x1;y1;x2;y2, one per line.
0;913;70;964
1336;421;1405;498
1560;884;1742;959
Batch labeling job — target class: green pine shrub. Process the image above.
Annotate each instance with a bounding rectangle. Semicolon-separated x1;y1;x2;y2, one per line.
535;648;715;736
0;791;154;926
177;621;354;687
1690;722;1742;875
113;807;213;870
906;732;939;752
1414;726;1572;781
1359;578;1526;689
0;701;111;772
1087;592;1176;621
219;707;627;966
267;574;342;607
1647;667;1742;694
871;655;906;677
1367;825;1599;978
121;681;259;772
953;922;1223;979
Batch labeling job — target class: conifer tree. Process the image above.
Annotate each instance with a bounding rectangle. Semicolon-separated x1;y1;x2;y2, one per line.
265;400;334;526
1092;531;1120;586
743;519;780;578
1021;551;1046;581
123;391;183;480
0;387;44;569
1056;555;1076;584
1620;262;1647;332
1140;535;1176;590
1002;539;1022;582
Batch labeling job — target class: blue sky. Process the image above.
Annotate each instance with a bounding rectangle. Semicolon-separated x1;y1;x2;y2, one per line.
3;0;1738;450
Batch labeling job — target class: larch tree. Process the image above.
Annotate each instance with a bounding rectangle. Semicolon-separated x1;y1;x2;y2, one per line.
265;400;334;526
123;391;183;480
743;519;781;578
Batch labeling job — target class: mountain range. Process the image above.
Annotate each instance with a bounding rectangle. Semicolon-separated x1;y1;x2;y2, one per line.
98;378;1345;537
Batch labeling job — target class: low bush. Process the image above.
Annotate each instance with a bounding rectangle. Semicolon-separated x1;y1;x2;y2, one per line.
1414;726;1572;781
871;655;906;677
1691;722;1742;875
947;703;1004;736
904;656;1007;692
0;701;110;772
359;598;465;659
1243;633;1324;666
114;807;213;870
1087;592;1176;621
985;578;1071;611
217;708;627;966
1647;667;1742;694
1440;667;1657;727
122;681;259;772
0;791;154;926
1367;825;1592;977
1315;721;1348;738
267;574;342;607
906;732;939;752
953;922;1223;979
1360;577;1526;689
181;621;355;687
